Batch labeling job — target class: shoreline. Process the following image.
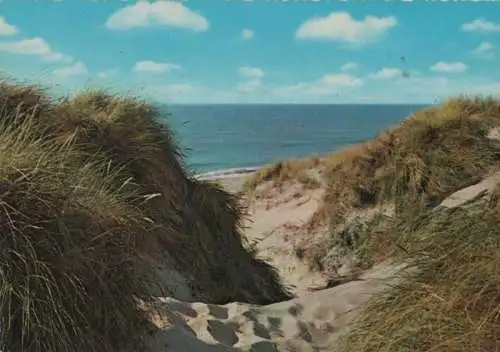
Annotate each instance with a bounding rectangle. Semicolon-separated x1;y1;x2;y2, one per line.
194;165;263;181
195;166;266;194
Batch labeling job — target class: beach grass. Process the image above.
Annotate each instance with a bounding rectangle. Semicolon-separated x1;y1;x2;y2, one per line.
0;80;291;350
246;95;500;351
244;155;323;191
341;187;500;352
248;96;500;273
51;89;291;304
0;116;154;351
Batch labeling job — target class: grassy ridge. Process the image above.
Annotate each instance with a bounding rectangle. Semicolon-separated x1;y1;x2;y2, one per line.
50;89;291;304
0;81;291;351
246;96;500;351
243;155;323;191
246;97;500;273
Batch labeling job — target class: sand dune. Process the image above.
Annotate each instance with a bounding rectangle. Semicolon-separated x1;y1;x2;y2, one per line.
143;175;404;351
145;165;500;352
3;83;498;351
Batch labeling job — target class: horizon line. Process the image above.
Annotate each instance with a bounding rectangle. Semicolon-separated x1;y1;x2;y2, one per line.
164;102;433;106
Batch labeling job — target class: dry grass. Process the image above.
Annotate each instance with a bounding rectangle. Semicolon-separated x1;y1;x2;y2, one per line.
0;118;154;351
47;89;291;304
321;97;500;221
187;179;292;303
244;155;323;191
0;81;52;128
294;97;500;275
341;191;500;352
244;96;500;350
0;81;292;350
1;81;291;297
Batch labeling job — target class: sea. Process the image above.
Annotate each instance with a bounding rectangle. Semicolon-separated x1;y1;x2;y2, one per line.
163;104;428;177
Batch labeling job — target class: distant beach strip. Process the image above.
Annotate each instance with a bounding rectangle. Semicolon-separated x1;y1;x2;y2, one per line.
195;166;262;180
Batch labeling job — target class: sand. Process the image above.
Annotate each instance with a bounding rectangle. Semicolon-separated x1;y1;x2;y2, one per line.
146;263;404;352
143;169;500;351
141;174;404;351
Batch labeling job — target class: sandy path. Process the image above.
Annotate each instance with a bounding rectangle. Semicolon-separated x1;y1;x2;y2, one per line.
243;188;329;296
141;174;409;351
156;154;500;352
214;176;329;295
146;262;404;352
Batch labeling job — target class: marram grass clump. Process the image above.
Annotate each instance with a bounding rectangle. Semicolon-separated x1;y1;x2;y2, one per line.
0;118;155;351
322;97;500;220
296;96;500;276
47;89;292;304
0;80;291;351
244;155;323;191
341;188;500;352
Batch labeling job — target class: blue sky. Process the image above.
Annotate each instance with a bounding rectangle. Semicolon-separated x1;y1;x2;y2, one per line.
0;0;499;104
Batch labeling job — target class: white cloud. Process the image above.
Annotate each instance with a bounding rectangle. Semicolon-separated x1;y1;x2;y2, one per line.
462;18;500;33
132;60;182;74
237;67;264;93
238;66;264;79
273;73;363;97
382;74;500;103
0;16;18;36
0;37;51;55
472;41;494;57
105;1;209;31
43;52;73;64
237;79;261;93
430;61;467;73
144;74;500;104
241;29;254;40
0;37;72;63
97;69;119;79
471;82;500;95
53;61;87;78
341;62;359;72
295;12;397;44
369;67;401;80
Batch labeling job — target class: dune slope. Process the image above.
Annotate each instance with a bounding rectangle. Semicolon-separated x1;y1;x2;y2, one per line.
0;82;291;351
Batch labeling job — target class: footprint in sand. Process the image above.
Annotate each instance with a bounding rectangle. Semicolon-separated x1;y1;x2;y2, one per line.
207;319;239;346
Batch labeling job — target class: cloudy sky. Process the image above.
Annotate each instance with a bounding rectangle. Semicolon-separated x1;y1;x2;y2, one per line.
0;0;499;104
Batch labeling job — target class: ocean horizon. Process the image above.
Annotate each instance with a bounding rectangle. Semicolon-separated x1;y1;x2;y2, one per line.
163;104;429;175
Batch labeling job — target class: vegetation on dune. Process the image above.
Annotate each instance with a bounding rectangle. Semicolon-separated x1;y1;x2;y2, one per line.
49;89;291;304
321;97;500;222
4;77;499;351
0;81;291;351
248;97;500;275
188;179;291;303
0;118;154;351
247;96;500;351
341;188;500;352
311;97;500;272
244;155;323;191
